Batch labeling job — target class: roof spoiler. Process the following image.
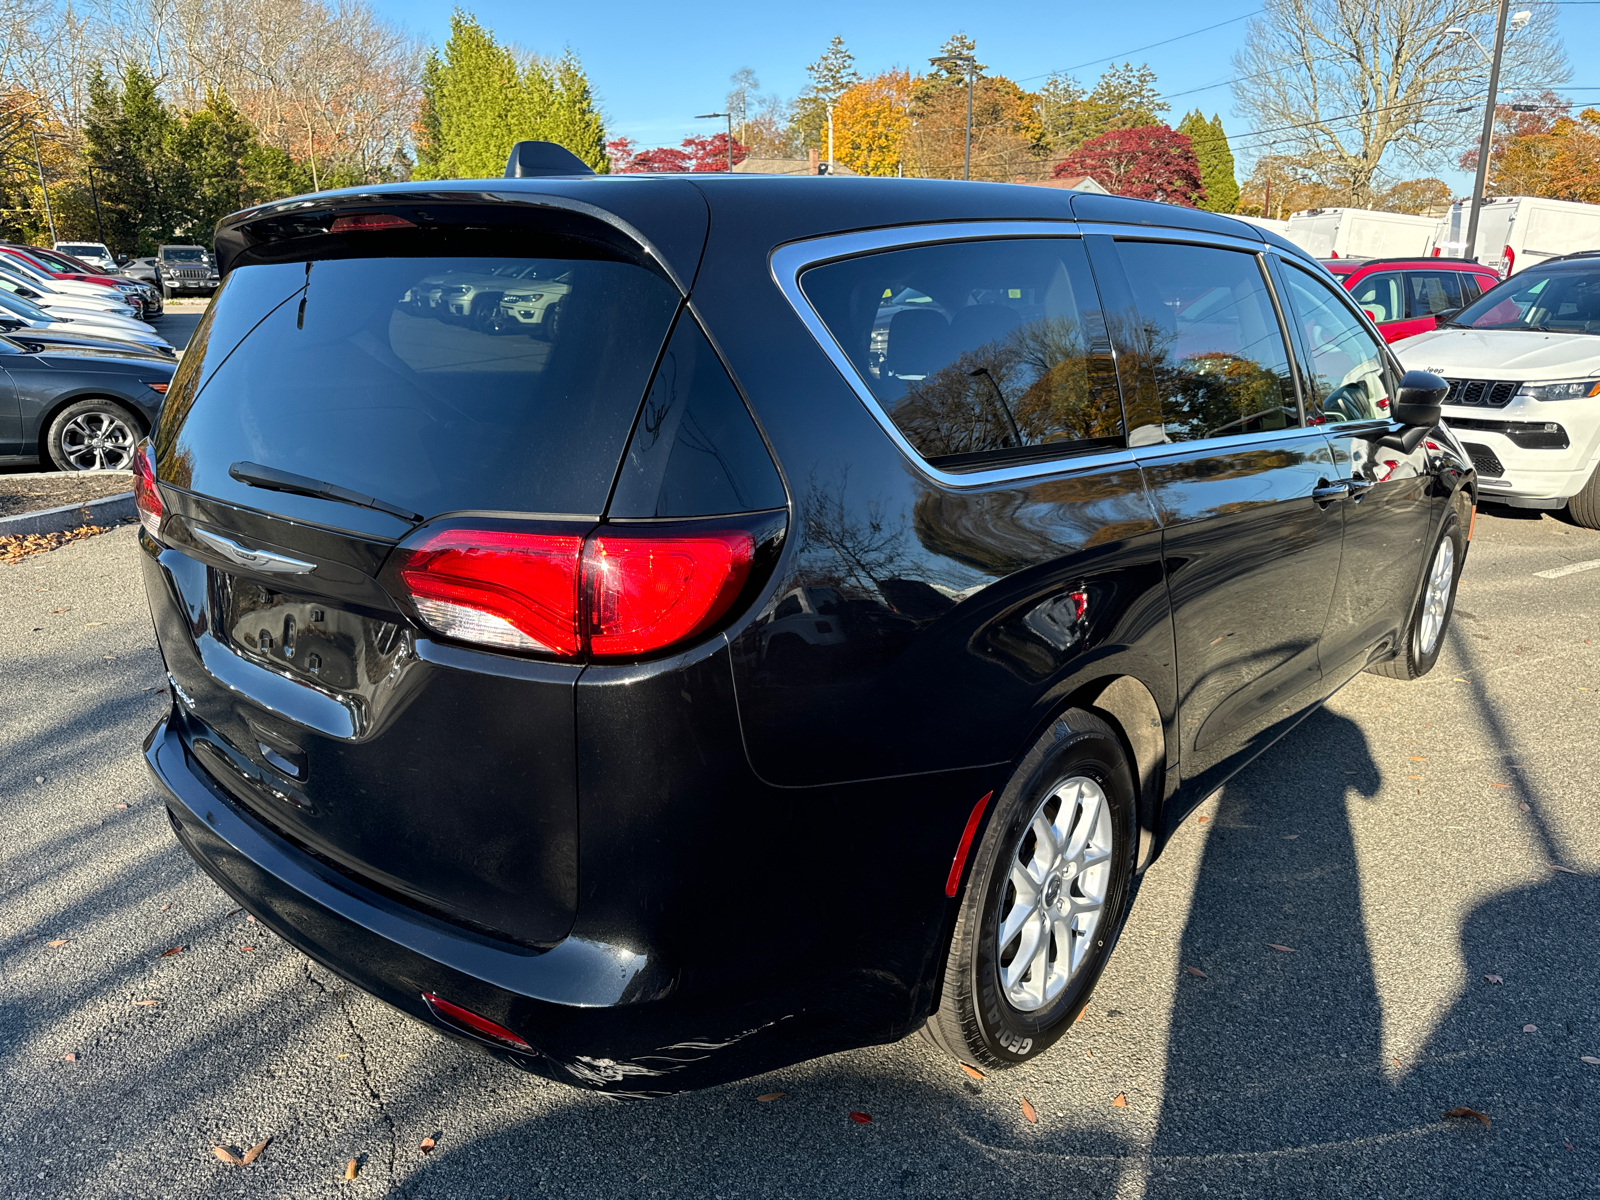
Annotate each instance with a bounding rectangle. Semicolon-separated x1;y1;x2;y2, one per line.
505;141;596;178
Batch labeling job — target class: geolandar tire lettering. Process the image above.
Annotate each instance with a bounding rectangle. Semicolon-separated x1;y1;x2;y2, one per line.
923;708;1138;1070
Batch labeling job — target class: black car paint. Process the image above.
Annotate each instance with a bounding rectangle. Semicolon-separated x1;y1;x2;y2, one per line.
139;177;1473;1094
0;336;173;460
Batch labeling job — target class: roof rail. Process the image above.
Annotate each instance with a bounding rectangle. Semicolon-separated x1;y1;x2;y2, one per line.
504;141;596;179
1334;256;1490;269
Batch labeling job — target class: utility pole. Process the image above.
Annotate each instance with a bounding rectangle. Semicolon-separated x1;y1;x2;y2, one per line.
929;54;977;180
827;103;835;171
31;131;58;244
1461;1;1519;261
87;166;105;245
694;111;734;171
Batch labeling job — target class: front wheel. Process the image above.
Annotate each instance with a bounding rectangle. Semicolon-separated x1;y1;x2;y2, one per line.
1567;463;1600;530
925;709;1137;1070
1367;512;1464;680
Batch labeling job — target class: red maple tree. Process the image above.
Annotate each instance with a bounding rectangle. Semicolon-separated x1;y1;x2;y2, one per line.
1055;125;1205;207
607;133;749;174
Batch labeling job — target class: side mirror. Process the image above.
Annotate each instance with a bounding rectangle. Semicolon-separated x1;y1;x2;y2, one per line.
1393;369;1447;427
116;254;128;265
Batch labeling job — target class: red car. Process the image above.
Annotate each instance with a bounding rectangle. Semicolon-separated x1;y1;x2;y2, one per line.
1322;257;1501;344
0;244;155;319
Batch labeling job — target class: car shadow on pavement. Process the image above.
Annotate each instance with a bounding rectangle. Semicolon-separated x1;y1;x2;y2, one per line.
1137;638;1597;1198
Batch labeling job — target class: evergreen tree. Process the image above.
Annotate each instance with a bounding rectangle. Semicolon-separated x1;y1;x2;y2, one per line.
1177;110;1239;213
414;10;608;181
83;66;184;253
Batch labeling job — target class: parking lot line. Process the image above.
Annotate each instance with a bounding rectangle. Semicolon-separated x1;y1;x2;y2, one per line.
1533;558;1600;579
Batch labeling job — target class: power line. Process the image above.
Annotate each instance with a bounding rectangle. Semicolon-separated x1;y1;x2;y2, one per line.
1014;10;1262;85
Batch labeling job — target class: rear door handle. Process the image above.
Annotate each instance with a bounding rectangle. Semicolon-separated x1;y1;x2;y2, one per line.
1344;477;1376;499
1312;480;1350;504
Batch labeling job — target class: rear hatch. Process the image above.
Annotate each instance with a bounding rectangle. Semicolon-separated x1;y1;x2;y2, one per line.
144;200;689;946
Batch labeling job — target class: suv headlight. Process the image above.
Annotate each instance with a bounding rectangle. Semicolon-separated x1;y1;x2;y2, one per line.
1516;379;1600;401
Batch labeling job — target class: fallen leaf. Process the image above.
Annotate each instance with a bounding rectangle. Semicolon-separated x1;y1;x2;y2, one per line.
1392;1058;1401;1067
1406;774;1423;780
1524;1024;1538;1033
344;1158;358;1181
1550;864;1580;874
1266;943;1297;953
160;904;170;910
848;1111;872;1124
22;934;36;941
1197;815;1209;824
239;946;256;952
225;908;243;917
47;938;67;948
336;1053;351;1059
246;915;256;923
212;1146;243;1165
1518;802;1531;813
1566;1142;1576;1151
1582;1057;1600;1066
1443;1107;1491;1130
1489;783;1511;789
756;1091;785;1102
115;803;128;810
135;999;160;1007
1112;1093;1128;1108
1076;1008;1085;1021
1409;756;1426;762
1282;834;1299;840
1483;974;1503;985
158;946;183;957
242;1138;271;1165
1020;1097;1038;1124
960;1064;984;1081
1185;966;1208;979
85;621;103;626
50;607;68;613
61;1053;76;1062
418;1137;435;1155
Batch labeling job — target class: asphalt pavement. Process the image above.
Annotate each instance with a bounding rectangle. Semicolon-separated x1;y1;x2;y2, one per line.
0;508;1595;1199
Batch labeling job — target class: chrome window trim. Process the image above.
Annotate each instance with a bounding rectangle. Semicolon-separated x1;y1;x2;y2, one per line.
771;221;1327;490
1129;421;1331;465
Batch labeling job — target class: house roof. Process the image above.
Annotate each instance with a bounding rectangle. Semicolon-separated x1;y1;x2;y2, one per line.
732;158;858;177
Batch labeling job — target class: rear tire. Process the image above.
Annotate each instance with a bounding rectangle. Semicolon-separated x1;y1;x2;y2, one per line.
1566;464;1600;530
46;399;141;472
925;709;1137;1070
1367;512;1464;680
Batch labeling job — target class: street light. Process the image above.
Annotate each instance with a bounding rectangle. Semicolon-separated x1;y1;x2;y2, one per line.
929;53;977;181
1449;5;1531;261
695;111;734;172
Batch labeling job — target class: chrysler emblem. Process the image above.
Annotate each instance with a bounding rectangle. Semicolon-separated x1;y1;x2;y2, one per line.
191;527;315;575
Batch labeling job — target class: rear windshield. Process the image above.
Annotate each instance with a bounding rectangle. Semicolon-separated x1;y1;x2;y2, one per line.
156;254;681;527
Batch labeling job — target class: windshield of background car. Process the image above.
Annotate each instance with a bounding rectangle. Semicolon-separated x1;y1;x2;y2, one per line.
1451;265;1600;334
161;248;208;263
57;245;104;258
154;253;680;522
799;238;1124;467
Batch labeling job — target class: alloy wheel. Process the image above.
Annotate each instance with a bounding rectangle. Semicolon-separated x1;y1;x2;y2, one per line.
995;775;1114;1012
1415;536;1455;657
59;411;136;470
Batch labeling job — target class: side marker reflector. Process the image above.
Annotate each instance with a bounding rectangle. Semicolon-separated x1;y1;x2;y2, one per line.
945;791;994;898
1468;505;1477;542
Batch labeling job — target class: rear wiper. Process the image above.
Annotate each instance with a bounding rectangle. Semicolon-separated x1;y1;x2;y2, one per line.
229;461;422;524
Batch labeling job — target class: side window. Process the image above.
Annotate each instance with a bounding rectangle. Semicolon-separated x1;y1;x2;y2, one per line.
1282;265;1390;425
1349;272;1403;323
1405;272;1462;318
800;238;1122;467
1458;275;1483;304
1107;240;1299;444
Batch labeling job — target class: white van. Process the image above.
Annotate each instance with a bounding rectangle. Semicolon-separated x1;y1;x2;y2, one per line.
1436;197;1600;275
1228;213;1291;238
1284;207;1442;259
54;241;118;274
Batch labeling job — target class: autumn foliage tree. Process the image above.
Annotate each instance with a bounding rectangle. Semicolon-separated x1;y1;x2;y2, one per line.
606;133;749;174
833;70;912;177
1055;125;1204;206
1460;96;1600;203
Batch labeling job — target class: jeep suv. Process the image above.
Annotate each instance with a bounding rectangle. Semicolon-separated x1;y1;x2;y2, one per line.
156;245;219;298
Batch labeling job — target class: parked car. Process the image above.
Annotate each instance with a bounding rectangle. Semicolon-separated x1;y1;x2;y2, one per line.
1398;249;1600;526
0;288;175;357
155;245;219;298
1286;207;1442;259
0;258;144;319
54;240;118;273
137;151;1473;1097
121;256;160;287
35;244;163;318
0;333;174;469
0;242;159;319
1324;257;1502;344
1436;195;1600;275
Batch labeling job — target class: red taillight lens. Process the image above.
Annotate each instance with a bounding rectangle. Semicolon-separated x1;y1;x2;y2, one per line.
330;212;417;233
420;993;531;1050
134;443;163;541
583;530;754;658
392;525;759;660
398;529;584;656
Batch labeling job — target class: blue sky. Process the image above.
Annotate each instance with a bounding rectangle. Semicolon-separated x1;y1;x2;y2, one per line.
378;0;1600;193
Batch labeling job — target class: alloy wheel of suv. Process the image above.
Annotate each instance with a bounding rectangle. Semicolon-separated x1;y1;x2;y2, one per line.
925;709;1136;1070
1368;512;1464;680
47;400;139;471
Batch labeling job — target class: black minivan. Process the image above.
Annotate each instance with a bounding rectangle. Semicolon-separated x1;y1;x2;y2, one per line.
138;148;1473;1096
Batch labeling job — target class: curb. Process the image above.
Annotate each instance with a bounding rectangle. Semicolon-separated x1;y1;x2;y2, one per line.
0;492;136;537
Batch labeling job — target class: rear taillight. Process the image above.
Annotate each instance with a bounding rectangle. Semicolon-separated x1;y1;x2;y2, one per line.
134;443;163;541
393;524;759;661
